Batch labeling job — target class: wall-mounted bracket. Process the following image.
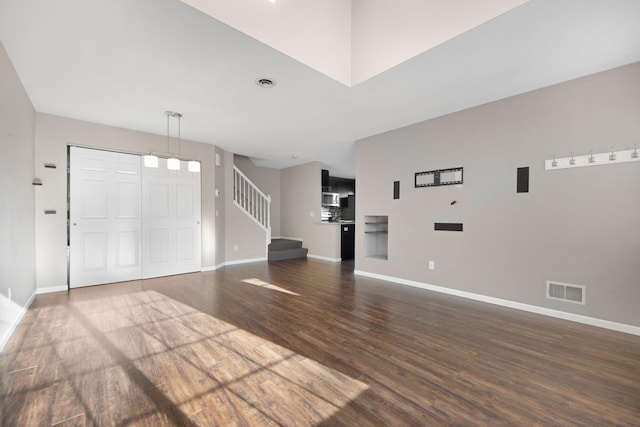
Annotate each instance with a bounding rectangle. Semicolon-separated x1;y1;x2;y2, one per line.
415;167;463;187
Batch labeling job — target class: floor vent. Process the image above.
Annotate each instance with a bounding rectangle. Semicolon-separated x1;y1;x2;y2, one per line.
546;281;585;305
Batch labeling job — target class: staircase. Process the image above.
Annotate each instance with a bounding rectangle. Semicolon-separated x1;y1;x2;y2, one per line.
268;239;308;261
234;166;307;261
234;166;271;248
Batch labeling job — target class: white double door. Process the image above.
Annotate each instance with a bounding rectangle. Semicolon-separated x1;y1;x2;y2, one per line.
70;147;201;288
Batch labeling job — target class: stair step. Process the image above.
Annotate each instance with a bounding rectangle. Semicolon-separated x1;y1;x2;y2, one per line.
268;239;303;252
268;247;308;262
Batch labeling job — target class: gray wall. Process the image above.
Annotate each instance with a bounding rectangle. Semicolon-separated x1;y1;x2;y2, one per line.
355;62;640;327
214;148;226;268
0;40;36;347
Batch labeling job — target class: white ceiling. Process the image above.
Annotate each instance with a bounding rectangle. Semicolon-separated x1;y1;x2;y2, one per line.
179;0;528;86
1;0;640;178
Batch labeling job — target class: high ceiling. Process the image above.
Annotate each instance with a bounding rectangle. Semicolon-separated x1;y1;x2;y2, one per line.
1;0;639;178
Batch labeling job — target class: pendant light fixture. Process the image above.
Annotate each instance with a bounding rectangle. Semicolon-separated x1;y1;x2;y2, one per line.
142;111;200;173
143;153;159;168
188;159;201;172
166;111;181;171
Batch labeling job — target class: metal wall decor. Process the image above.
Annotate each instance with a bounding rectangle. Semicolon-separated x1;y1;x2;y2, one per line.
415;167;463;187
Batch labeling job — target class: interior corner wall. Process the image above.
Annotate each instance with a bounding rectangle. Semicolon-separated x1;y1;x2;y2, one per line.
234;155;282;237
223;150;268;262
34;113;218;289
280;161;340;260
0;40;36;347
355;62;640;328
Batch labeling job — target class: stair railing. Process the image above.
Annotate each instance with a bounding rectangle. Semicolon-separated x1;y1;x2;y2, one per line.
233;166;271;245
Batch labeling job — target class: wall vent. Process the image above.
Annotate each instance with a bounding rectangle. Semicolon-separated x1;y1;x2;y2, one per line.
546;281;585;305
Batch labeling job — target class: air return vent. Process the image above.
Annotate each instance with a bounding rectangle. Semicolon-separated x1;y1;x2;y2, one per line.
546;281;585;305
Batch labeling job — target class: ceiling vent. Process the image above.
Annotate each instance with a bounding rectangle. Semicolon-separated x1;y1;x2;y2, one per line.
546;281;585;305
255;77;276;88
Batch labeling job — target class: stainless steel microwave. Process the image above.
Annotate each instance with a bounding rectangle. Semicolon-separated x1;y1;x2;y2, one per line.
322;192;340;207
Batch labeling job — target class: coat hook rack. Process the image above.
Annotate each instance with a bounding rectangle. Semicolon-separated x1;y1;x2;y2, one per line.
545;147;640;170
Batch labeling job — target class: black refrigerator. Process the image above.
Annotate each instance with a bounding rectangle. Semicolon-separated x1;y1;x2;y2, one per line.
341;224;355;260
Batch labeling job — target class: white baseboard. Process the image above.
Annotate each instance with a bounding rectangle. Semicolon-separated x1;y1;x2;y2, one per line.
308;254;341;263
0;291;36;353
201;263;225;272
204;258;269;270
36;285;68;294
354;270;640;337
224;257;268;266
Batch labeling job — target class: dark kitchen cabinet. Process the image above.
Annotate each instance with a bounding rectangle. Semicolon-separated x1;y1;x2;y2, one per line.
321;169;330;191
329;177;355;197
341;224;355;260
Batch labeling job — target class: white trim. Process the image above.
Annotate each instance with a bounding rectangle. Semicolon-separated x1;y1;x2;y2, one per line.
308;254;341;263
354;270;640;337
201;263;225;272
36;285;68;294
0;291;36;352
224;257;268;266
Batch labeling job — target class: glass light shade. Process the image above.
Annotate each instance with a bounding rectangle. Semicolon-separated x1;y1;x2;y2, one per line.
143;154;159;168
188;160;201;173
167;157;181;171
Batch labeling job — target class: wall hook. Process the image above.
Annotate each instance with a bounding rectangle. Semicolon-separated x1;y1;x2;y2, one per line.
632;144;639;159
588;150;595;163
569;152;575;165
551;154;557;167
609;146;616;161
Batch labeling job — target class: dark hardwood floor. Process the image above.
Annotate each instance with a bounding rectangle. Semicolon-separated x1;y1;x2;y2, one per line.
1;259;639;426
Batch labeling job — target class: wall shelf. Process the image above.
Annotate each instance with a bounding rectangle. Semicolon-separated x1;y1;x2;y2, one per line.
364;216;388;259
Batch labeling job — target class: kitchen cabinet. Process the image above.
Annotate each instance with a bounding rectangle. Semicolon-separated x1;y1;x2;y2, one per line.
329;177;355;197
321;169;330;191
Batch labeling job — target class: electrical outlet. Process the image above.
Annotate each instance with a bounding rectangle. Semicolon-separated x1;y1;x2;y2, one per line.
428;260;435;270
8;287;11;301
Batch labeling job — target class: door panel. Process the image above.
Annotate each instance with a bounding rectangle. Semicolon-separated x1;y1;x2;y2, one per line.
176;227;194;260
149;228;170;264
70;147;142;287
142;158;201;279
117;182;139;218
82;179;107;218
117;231;139;267
83;232;107;270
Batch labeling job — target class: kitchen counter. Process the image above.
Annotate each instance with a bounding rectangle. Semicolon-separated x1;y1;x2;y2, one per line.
318;220;355;225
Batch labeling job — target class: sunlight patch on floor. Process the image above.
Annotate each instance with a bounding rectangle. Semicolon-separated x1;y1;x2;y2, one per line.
242;278;300;296
61;290;367;425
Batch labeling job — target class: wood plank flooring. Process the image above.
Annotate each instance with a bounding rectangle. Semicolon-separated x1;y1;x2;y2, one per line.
1;259;640;426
